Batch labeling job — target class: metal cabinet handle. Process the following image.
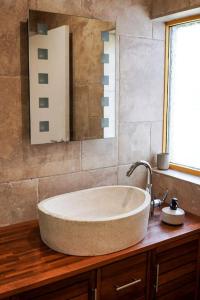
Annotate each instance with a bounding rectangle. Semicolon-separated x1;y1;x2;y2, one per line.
92;288;98;300
115;278;142;292
155;264;160;293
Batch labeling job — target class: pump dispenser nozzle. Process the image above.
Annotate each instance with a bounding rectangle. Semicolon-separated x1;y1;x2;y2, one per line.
170;198;178;210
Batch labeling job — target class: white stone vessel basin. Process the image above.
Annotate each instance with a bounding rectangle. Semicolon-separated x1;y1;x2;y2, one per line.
38;186;150;256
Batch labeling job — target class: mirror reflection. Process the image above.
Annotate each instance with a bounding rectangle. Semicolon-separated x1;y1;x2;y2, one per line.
29;10;116;144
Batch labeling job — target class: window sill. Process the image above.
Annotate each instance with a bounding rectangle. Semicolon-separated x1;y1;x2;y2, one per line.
153;168;200;186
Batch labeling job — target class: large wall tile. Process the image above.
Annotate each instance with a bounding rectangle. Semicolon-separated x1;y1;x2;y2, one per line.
0;184;12;226
119;122;151;165
0;77;22;160
151;0;190;18
150;121;163;166
38;167;117;200
23;142;81;179
118;164;147;189
0;159;25;184
81;0;152;35
29;0;37;10
39;172;82;200
81;138;118;170
82;166;118;188
0;18;21;76
120;36;164;123
0;0;29;76
153;172;200;216
152;22;165;40
117;1;152;38
0;143;81;184
0;179;38;226
81;0;132;20
190;0;200;7
35;0;82;15
0;0;28;21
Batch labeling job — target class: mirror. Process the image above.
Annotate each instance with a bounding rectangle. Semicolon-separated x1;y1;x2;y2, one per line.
29;10;116;144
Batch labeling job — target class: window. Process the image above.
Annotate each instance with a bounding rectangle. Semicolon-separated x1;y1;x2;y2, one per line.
164;17;200;176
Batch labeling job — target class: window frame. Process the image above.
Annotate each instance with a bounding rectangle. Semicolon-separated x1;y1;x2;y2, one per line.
163;15;200;177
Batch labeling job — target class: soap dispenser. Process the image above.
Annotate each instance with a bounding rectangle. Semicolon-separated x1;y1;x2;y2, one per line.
161;198;185;225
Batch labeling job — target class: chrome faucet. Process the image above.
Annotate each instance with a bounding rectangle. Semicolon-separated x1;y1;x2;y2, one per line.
126;160;168;216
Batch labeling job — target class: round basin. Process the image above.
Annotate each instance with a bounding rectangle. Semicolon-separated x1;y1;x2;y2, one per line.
38;186;150;256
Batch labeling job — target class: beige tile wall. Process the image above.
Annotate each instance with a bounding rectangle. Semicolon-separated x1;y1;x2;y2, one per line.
0;0;165;226
153;172;200;216
151;0;200;19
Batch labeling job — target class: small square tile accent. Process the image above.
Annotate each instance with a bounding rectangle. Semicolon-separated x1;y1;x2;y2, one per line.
101;53;109;64
38;48;48;60
38;73;48;84
101;118;109;128
102;75;109;85
39;98;49;108
37;23;48;35
101;31;109;42
39;121;49;132
101;97;109;107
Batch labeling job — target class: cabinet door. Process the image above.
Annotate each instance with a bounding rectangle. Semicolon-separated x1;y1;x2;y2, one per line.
154;235;199;300
99;253;148;300
11;273;93;300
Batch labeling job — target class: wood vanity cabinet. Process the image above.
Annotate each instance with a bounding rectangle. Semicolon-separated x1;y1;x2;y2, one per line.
10;273;94;300
152;235;200;300
1;204;200;300
97;235;200;300
98;253;149;300
3;233;200;300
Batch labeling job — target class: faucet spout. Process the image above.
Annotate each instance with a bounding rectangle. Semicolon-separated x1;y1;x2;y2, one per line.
126;160;154;216
126;160;152;186
126;160;168;217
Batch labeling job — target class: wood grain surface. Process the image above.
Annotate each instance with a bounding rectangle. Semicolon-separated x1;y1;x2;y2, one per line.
0;209;199;299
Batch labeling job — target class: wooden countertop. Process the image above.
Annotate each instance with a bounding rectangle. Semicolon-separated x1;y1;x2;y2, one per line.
0;209;200;299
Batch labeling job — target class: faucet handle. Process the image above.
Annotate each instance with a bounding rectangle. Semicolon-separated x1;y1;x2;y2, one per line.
161;190;168;203
152;190;168;209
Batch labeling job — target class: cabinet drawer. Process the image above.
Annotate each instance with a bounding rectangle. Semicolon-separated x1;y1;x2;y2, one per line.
11;273;91;300
156;272;196;299
155;237;199;300
100;253;147;300
157;239;198;282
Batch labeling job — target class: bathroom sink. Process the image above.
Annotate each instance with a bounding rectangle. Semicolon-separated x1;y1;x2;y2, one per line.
38;186;150;256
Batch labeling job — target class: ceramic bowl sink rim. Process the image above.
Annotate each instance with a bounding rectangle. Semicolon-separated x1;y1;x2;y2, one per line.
38;185;150;223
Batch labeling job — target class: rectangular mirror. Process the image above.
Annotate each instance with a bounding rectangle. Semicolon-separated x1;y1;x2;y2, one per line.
29;10;116;144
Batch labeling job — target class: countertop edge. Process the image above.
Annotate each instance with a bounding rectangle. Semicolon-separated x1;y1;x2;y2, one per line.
0;216;200;299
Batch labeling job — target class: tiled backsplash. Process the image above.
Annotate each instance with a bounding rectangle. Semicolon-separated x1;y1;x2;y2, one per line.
0;0;165;226
153;170;200;216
